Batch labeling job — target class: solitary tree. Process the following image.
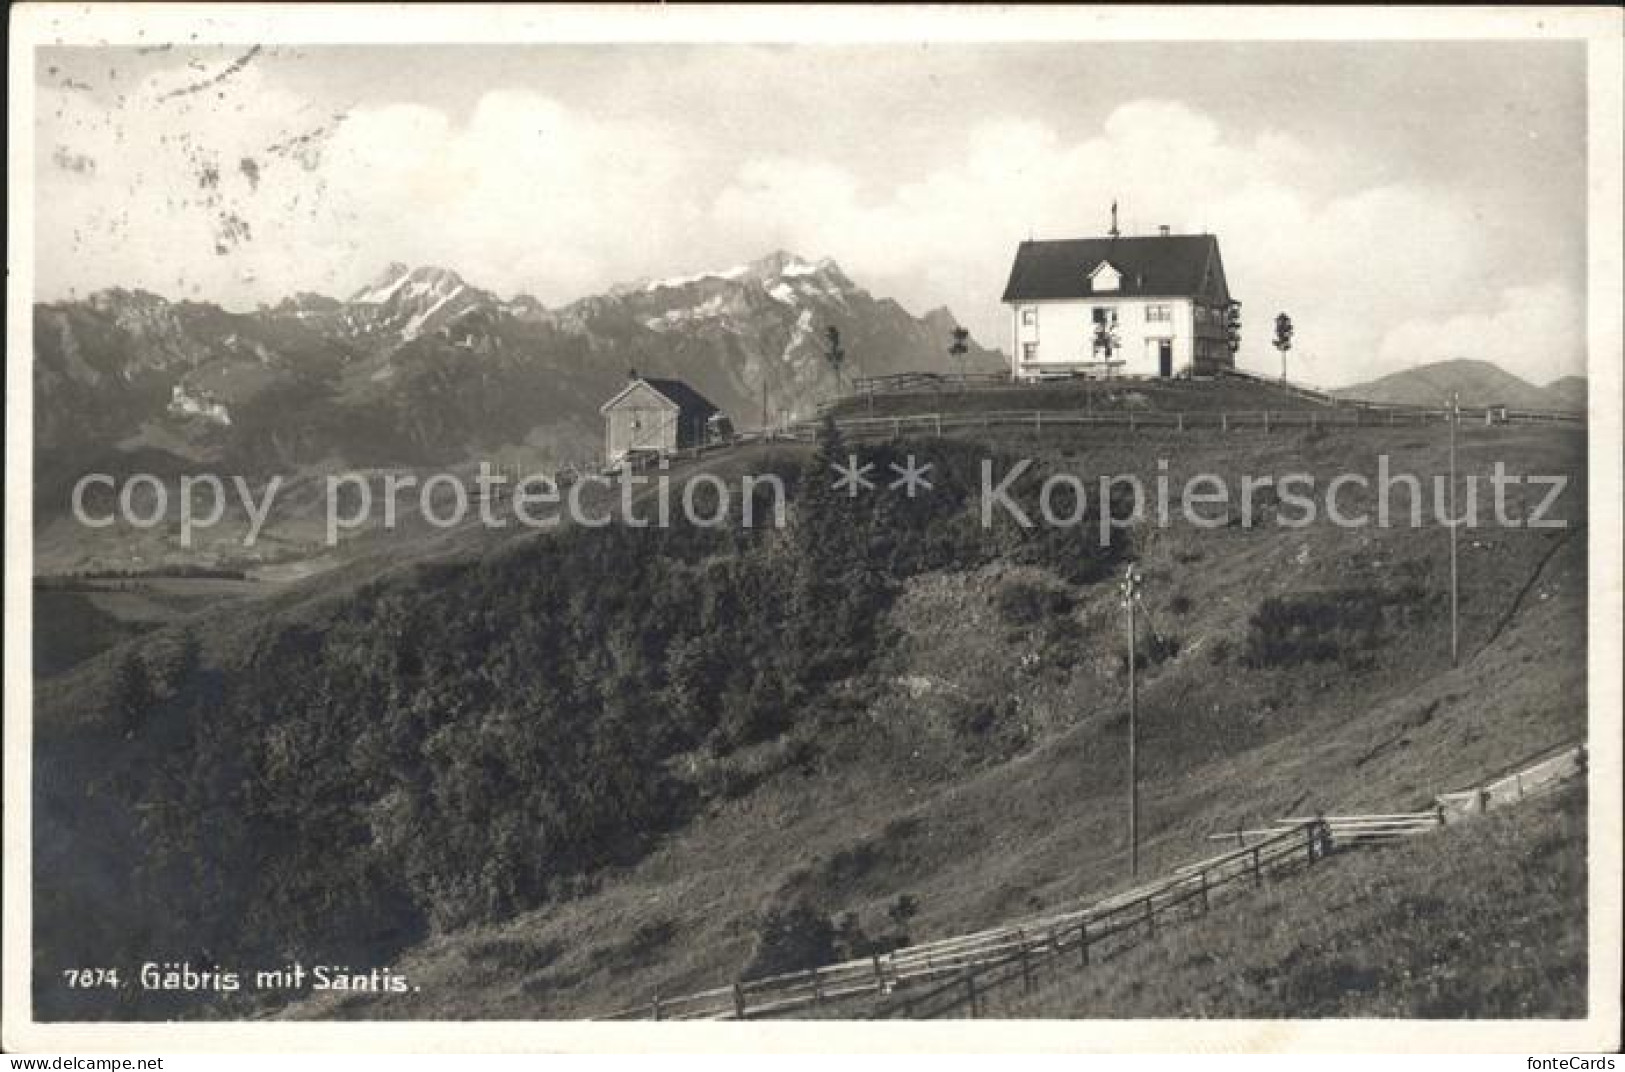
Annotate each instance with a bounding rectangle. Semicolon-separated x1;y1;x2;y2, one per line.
1225;300;1243;357
948;326;970;385
823;325;846;395
1094;316;1119;379
1273;312;1295;383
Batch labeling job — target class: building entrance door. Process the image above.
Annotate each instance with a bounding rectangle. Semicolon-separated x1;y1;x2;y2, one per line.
1158;340;1174;378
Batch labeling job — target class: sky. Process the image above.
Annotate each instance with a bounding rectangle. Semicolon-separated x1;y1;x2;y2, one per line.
33;40;1588;387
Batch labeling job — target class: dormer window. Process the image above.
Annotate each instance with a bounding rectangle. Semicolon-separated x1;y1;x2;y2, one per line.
1089;261;1121;293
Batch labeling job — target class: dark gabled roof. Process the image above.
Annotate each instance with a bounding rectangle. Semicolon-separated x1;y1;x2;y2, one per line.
1001;234;1225;303
603;376;722;423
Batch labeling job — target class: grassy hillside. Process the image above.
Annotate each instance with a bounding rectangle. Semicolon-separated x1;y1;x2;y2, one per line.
1333;358;1581;412
825;375;1337;420
991;782;1586;1018
286;421;1583;1021
31;415;1587;1022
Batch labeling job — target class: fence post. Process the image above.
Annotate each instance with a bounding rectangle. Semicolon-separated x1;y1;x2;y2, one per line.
1019;930;1033;993
1435;801;1447;827
1143;896;1156;936
732;981;747;1020
1578;743;1589;777
1035;410;1043;435
1078;920;1091;966
1199;869;1210;914
893;418;901;440
1516;771;1525;800
934;413;943;437
1177;413;1184;432
809;968;823;1006
1264;411;1270;434
1251;846;1262;886
1221;412;1229;433
651;993;662;1021
871;953;885;993
1305;821;1318;864
964;967;980;1017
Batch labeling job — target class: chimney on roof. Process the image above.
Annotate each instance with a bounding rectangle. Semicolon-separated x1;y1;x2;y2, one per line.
1109;200;1120;239
627;367;639;382
1159;225;1171;236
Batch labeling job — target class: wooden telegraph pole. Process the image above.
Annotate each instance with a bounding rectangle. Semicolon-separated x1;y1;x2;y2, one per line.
1448;390;1460;667
1121;565;1144;879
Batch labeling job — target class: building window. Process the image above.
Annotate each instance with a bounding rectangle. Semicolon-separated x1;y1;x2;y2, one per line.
1021;308;1036;326
1022;342;1038;362
1146;304;1172;323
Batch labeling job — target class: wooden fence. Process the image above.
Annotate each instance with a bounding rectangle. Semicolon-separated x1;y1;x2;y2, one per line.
1436;742;1587;820
868;820;1330;1020
840;366;1583;425
598;820;1328;1021
851;371;1013;394
593;740;1586;1022
786;402;1579;446
590;382;1578;481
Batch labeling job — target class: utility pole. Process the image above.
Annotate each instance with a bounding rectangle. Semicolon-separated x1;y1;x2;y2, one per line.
1448;390;1460;667
1120;565;1143;879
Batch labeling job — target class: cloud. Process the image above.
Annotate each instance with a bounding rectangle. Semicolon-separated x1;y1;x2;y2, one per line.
36;68;705;306
710;99;1577;385
36;72;1584;387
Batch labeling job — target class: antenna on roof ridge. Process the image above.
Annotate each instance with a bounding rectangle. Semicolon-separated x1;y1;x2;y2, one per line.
1109;199;1121;239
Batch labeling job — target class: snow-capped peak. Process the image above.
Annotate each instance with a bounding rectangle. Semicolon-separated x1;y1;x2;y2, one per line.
350;264;468;306
632;252;844;294
642;264;751;293
350;262;412;304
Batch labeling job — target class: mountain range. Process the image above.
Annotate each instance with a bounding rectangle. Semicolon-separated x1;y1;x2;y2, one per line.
35;262;1587;519
32;251;1003;501
1334;358;1586;413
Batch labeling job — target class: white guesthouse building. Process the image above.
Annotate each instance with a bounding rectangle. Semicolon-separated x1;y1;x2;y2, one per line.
1001;229;1236;381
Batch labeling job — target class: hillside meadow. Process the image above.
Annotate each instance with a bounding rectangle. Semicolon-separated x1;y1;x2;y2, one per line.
30;418;1586;1021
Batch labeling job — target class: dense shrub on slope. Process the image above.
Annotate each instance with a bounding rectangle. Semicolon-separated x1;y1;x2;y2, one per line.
40;433;1126;1017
